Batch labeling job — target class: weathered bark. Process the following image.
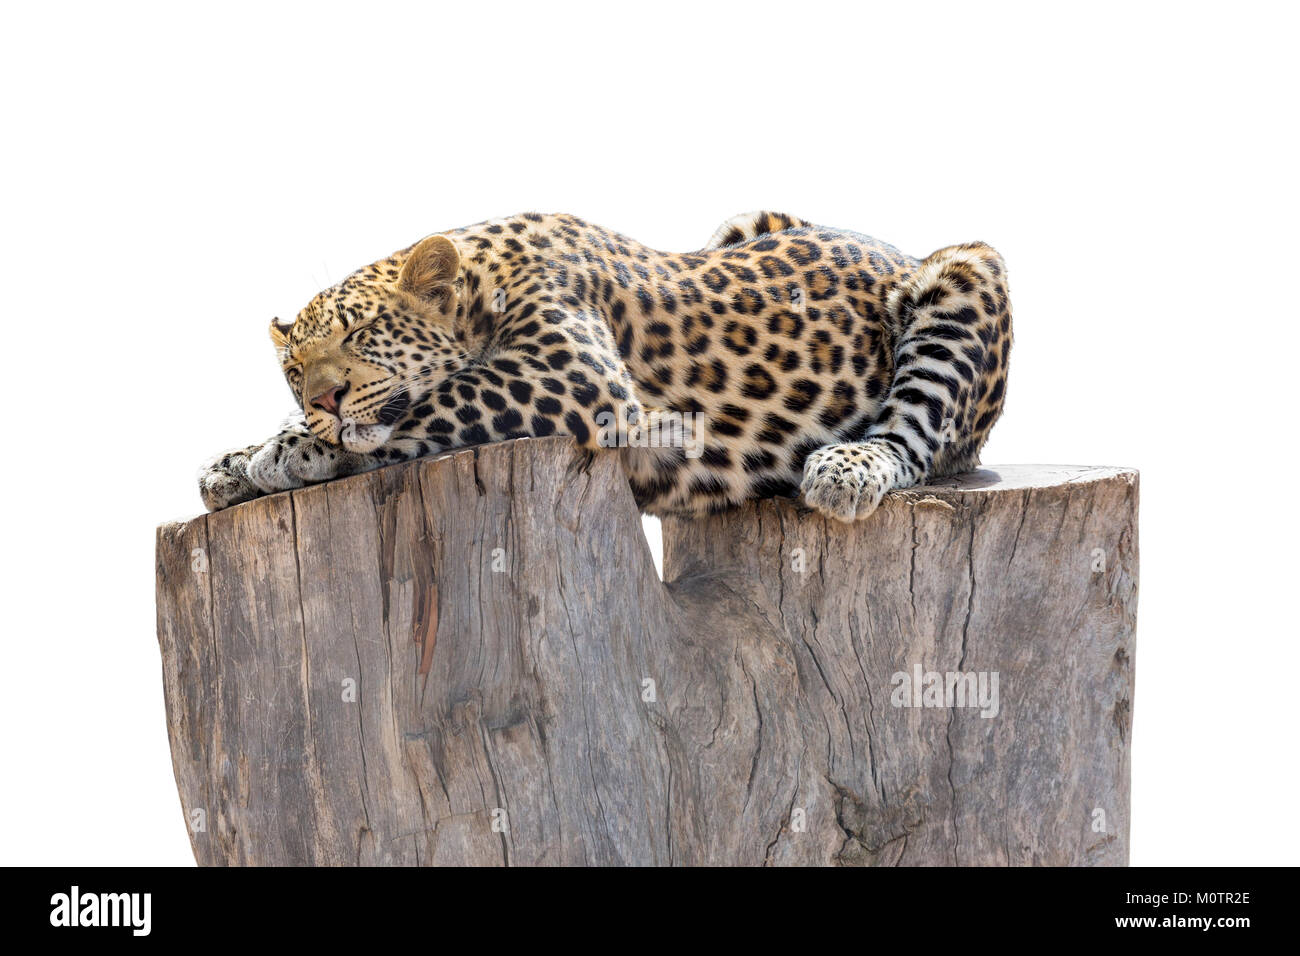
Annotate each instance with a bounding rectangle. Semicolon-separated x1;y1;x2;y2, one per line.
156;437;1137;866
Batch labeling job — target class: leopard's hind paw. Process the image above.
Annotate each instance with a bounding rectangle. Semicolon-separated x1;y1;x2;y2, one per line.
799;439;915;521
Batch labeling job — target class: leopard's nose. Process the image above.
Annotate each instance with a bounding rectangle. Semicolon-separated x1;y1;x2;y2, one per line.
309;384;348;417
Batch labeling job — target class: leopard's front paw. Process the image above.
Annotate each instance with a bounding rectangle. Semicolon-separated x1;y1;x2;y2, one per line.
800;439;915;521
199;432;356;512
198;450;261;511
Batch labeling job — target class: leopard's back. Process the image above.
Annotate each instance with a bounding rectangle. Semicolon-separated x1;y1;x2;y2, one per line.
459;213;924;515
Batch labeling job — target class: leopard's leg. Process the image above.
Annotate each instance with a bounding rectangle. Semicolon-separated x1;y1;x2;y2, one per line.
703;210;815;249
800;241;1013;521
198;412;390;510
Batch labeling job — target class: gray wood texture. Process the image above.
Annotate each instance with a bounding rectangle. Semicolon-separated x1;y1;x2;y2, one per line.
156;437;1138;865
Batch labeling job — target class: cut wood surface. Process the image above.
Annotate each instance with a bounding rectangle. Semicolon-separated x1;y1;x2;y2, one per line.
156;437;1138;866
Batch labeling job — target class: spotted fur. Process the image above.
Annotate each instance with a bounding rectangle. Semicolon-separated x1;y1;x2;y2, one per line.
200;212;1012;521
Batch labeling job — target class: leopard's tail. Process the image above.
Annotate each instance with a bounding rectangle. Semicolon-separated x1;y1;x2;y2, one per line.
704;210;815;249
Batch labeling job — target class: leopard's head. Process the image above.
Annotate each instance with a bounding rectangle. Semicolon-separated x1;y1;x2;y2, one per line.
271;234;471;453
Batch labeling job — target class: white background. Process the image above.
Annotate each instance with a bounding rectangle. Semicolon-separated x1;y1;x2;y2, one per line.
1;1;1295;866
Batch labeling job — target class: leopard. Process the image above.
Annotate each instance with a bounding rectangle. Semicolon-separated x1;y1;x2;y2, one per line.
199;211;1012;523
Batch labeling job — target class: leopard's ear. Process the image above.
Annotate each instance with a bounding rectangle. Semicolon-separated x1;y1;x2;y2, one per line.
399;234;461;304
269;316;293;352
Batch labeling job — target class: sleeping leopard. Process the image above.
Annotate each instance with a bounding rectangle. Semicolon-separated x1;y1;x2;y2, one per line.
199;211;1012;521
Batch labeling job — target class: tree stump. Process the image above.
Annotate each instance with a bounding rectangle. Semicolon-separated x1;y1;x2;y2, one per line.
155;437;1137;866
